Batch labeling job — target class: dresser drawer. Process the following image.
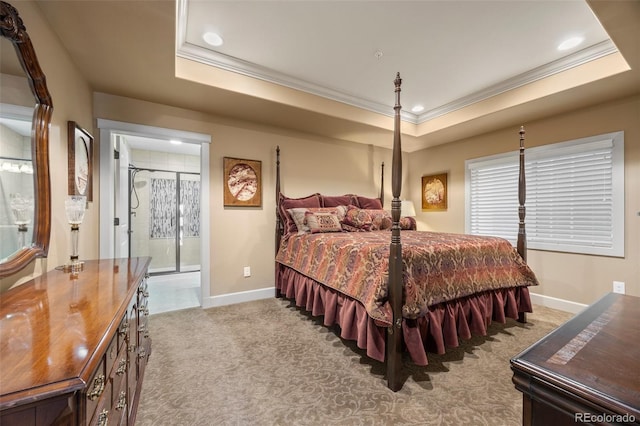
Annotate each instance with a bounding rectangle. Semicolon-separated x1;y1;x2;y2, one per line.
116;313;129;352
85;357;107;425
112;378;128;425
105;333;119;381
87;373;112;426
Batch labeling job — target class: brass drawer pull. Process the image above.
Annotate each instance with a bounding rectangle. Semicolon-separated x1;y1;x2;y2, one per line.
97;409;108;426
116;391;127;411
87;374;105;401
116;358;127;375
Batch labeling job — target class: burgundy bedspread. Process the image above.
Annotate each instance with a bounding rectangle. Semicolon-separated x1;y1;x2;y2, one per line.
276;230;538;326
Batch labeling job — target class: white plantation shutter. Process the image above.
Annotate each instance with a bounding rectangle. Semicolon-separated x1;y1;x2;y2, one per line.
468;159;519;242
466;131;624;257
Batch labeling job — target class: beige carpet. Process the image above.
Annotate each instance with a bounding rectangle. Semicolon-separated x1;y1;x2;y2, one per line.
136;298;573;426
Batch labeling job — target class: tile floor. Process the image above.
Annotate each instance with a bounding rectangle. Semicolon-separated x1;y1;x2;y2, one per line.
147;271;201;315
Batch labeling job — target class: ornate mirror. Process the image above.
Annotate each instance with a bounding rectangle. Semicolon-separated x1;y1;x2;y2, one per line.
0;1;52;278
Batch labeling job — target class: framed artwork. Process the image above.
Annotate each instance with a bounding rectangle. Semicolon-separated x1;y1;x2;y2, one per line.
223;157;262;207
421;173;447;211
67;121;93;201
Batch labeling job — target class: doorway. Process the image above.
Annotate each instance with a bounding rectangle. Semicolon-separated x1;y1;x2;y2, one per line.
97;119;211;313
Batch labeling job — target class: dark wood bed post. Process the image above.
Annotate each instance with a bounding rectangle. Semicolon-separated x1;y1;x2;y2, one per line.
380;162;385;206
386;73;404;392
275;145;282;297
517;126;527;323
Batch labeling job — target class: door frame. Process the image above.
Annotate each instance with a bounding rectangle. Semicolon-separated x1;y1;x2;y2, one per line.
97;119;211;305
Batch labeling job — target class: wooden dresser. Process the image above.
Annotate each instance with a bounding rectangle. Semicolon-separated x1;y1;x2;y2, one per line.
511;292;640;425
0;257;152;426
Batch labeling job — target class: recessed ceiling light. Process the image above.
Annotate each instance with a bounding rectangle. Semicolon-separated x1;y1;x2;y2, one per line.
203;31;224;47
411;105;425;113
170;140;182;145
557;36;584;51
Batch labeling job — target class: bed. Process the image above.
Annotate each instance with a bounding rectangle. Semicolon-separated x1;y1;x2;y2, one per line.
274;73;537;391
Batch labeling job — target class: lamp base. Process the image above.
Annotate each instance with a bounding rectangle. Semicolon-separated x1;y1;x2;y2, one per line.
60;261;84;273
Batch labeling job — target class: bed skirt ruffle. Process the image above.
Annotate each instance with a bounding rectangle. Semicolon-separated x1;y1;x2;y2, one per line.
276;263;533;366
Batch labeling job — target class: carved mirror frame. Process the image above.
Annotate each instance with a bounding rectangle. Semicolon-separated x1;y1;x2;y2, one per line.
0;1;52;278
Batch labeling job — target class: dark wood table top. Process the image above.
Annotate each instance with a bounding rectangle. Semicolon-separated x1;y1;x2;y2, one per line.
511;292;640;417
0;258;151;409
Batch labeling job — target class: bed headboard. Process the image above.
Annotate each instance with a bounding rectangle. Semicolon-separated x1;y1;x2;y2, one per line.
274;147;386;249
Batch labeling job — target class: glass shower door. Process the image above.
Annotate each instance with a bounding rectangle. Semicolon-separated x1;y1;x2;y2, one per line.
130;169;177;273
179;173;201;272
129;168;201;275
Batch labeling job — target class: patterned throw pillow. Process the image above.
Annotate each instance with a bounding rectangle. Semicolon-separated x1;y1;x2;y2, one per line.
287;207;313;234
308;205;347;222
364;209;393;230
287;206;347;234
399;216;417;230
305;212;342;233
342;205;373;231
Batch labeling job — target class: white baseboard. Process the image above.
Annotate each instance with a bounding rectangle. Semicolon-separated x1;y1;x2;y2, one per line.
202;286;274;309
529;292;588;314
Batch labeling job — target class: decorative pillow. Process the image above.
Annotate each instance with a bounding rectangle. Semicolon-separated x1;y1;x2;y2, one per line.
309;205;347;222
363;209;393;230
287;206;347;234
321;194;357;207
400;216;417;230
279;193;321;234
356;196;383;209
287;207;312;234
342;205;373;231
305;212;342;233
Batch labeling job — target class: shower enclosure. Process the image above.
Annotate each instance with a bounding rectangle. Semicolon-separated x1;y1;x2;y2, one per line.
129;167;201;275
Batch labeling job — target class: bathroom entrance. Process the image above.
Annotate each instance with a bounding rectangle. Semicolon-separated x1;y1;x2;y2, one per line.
129;167;201;275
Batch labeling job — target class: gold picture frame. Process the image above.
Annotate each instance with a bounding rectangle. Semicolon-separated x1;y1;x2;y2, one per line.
223;157;262;207
67;121;93;202
422;173;447;211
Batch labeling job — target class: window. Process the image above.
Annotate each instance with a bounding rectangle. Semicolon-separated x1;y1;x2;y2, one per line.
465;131;624;257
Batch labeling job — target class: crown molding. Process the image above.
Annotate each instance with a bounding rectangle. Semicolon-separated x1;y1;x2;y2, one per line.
416;40;618;123
176;0;617;126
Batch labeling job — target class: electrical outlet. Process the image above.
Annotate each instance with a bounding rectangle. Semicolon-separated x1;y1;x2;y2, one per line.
243;266;251;277
613;281;625;294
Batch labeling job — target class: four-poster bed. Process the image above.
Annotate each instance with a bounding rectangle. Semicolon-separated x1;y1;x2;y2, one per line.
274;73;537;391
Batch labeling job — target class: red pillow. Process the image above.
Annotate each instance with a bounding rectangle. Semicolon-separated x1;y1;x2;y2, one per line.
357;196;383;209
278;193;321;234
321;194;357;207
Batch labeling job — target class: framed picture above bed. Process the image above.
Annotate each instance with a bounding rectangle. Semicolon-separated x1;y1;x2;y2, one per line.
421;172;447;211
223;157;262;207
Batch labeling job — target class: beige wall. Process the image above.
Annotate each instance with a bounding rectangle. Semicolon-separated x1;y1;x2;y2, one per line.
1;2;96;290
408;95;640;305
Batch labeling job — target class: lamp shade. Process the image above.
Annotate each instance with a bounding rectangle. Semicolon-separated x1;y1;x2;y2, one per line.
400;200;416;217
